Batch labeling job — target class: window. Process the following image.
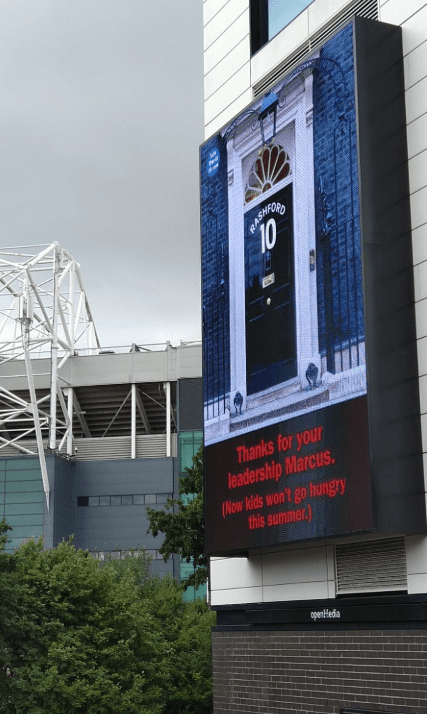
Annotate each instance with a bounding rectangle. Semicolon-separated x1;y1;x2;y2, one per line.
268;0;313;39
91;550;166;561
178;430;203;474
77;494;171;507
250;0;314;54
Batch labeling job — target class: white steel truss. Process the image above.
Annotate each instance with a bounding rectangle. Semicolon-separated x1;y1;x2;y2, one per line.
0;243;101;508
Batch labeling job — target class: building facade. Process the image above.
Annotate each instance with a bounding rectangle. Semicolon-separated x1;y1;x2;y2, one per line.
202;1;427;712
0;341;203;589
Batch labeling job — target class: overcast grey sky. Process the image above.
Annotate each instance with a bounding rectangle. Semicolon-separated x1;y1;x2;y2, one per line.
0;0;204;348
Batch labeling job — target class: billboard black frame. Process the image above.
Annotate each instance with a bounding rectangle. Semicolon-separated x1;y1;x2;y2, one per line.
201;16;426;558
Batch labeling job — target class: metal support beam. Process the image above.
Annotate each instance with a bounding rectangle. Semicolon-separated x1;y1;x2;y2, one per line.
135;388;152;434
72;391;91;439
66;388;74;456
164;381;171;458
0;242;101;469
49;251;60;450
23;329;50;510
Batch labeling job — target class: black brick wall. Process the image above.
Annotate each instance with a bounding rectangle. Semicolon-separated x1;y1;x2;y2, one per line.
212;630;427;714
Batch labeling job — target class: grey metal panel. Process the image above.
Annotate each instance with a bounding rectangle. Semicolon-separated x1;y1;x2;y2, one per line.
69;354;136;386
150;560;174;578
73;435;169;461
67;344;202;387
76;512;160;550
0;344;202;393
175;344;203;379
51;456;74;547
75;457;175;495
74;458;176;553
0;357;52;391
177;378;203;431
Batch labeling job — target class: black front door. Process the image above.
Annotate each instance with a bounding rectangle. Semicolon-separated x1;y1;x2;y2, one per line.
244;184;296;395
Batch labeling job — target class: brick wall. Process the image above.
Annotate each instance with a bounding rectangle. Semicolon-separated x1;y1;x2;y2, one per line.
212;629;427;714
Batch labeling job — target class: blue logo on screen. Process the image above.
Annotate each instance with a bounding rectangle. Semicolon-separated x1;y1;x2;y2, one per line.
207;148;220;177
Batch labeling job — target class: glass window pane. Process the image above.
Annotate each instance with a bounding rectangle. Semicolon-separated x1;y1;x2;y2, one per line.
6;480;43;493
179;430;203;473
7;525;42;538
99;496;110;506
156;494;169;504
145;494;156;504
111;496;121;506
77;497;89;507
6;468;43;481
5;502;43;515
121;495;132;506
268;0;313;39
133;495;144;505
5;514;43;527
88;497;99;507
5;492;44;504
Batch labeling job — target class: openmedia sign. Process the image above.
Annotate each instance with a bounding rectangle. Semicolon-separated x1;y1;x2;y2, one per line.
200;18;425;556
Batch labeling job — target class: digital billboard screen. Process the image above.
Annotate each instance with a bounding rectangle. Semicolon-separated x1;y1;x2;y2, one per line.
201;18;425;555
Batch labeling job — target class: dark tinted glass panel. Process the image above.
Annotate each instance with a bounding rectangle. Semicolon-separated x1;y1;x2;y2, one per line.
78;497;89;507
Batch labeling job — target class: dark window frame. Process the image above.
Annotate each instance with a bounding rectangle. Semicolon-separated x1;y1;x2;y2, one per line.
250;0;315;55
250;0;268;55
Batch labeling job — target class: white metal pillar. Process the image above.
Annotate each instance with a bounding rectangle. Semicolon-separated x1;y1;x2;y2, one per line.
131;383;136;459
164;381;171;457
49;249;60;450
66;387;74;457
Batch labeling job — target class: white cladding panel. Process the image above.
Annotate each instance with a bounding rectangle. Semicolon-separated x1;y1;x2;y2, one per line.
204;37;250;101
204;11;250;75
205;0;427;605
251;11;310;86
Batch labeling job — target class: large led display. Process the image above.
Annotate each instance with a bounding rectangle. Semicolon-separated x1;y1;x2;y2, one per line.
201;18;425;555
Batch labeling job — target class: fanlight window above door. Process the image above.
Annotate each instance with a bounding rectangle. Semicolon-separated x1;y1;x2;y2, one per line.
244;144;291;204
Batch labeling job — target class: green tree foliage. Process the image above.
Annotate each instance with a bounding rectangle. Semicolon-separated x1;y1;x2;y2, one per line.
0;534;215;714
0;520;18;706
135;574;214;714
146;445;207;590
